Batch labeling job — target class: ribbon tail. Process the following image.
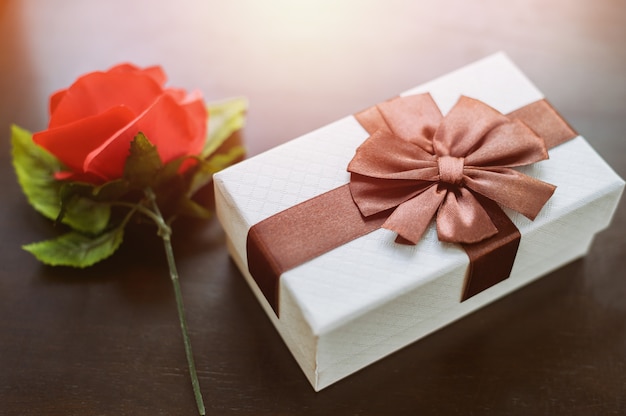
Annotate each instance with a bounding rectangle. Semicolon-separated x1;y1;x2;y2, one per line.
383;185;444;245
436;187;499;243
461;194;521;300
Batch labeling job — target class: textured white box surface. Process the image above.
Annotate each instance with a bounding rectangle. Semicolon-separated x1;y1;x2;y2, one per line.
214;53;624;391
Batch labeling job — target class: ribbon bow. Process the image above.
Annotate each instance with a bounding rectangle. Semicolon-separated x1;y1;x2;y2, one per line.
348;94;555;245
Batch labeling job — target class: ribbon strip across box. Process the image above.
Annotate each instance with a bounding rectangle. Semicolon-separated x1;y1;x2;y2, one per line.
214;53;625;391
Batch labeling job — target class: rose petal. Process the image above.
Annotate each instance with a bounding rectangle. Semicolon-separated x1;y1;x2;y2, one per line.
49;89;68;116
53;170;106;183
178;92;208;147
49;70;164;128
107;63;167;86
33;105;136;175
84;93;206;180
164;88;187;103
107;64;166;87
141;65;167;86
107;63;142;74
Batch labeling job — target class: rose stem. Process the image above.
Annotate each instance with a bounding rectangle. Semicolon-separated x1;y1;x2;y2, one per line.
145;188;206;416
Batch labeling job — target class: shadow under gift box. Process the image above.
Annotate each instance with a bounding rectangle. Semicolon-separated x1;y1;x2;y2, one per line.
213;53;625;391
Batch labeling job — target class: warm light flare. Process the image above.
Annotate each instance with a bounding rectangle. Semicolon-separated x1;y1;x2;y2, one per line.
244;1;357;38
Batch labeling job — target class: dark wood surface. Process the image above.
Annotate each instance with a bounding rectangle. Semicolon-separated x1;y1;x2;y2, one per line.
1;1;625;415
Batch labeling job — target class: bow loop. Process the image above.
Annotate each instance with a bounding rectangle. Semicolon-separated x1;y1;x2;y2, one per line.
349;94;554;245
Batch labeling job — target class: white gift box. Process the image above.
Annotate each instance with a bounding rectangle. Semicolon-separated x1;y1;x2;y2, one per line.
213;53;625;391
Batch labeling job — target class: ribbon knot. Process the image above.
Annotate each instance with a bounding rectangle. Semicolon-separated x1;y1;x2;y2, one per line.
348;93;556;245
438;156;464;185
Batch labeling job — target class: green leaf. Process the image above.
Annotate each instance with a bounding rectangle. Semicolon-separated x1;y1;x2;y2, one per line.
62;196;111;234
11;125;111;234
93;179;131;201
189;145;246;195
203;97;248;158
124;132;162;188
159;156;186;180
23;226;125;268
155;155;192;191
11;124;64;221
58;183;105;231
176;197;213;220
59;179;130;205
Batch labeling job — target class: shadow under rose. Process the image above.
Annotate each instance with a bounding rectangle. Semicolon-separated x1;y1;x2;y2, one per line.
33;202;226;307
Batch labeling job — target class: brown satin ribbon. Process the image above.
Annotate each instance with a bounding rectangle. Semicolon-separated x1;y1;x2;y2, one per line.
247;95;576;315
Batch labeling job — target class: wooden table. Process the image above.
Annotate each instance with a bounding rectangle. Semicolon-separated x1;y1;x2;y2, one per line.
1;1;624;414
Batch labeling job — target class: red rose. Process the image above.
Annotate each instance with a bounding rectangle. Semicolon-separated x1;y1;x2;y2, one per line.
33;63;208;184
